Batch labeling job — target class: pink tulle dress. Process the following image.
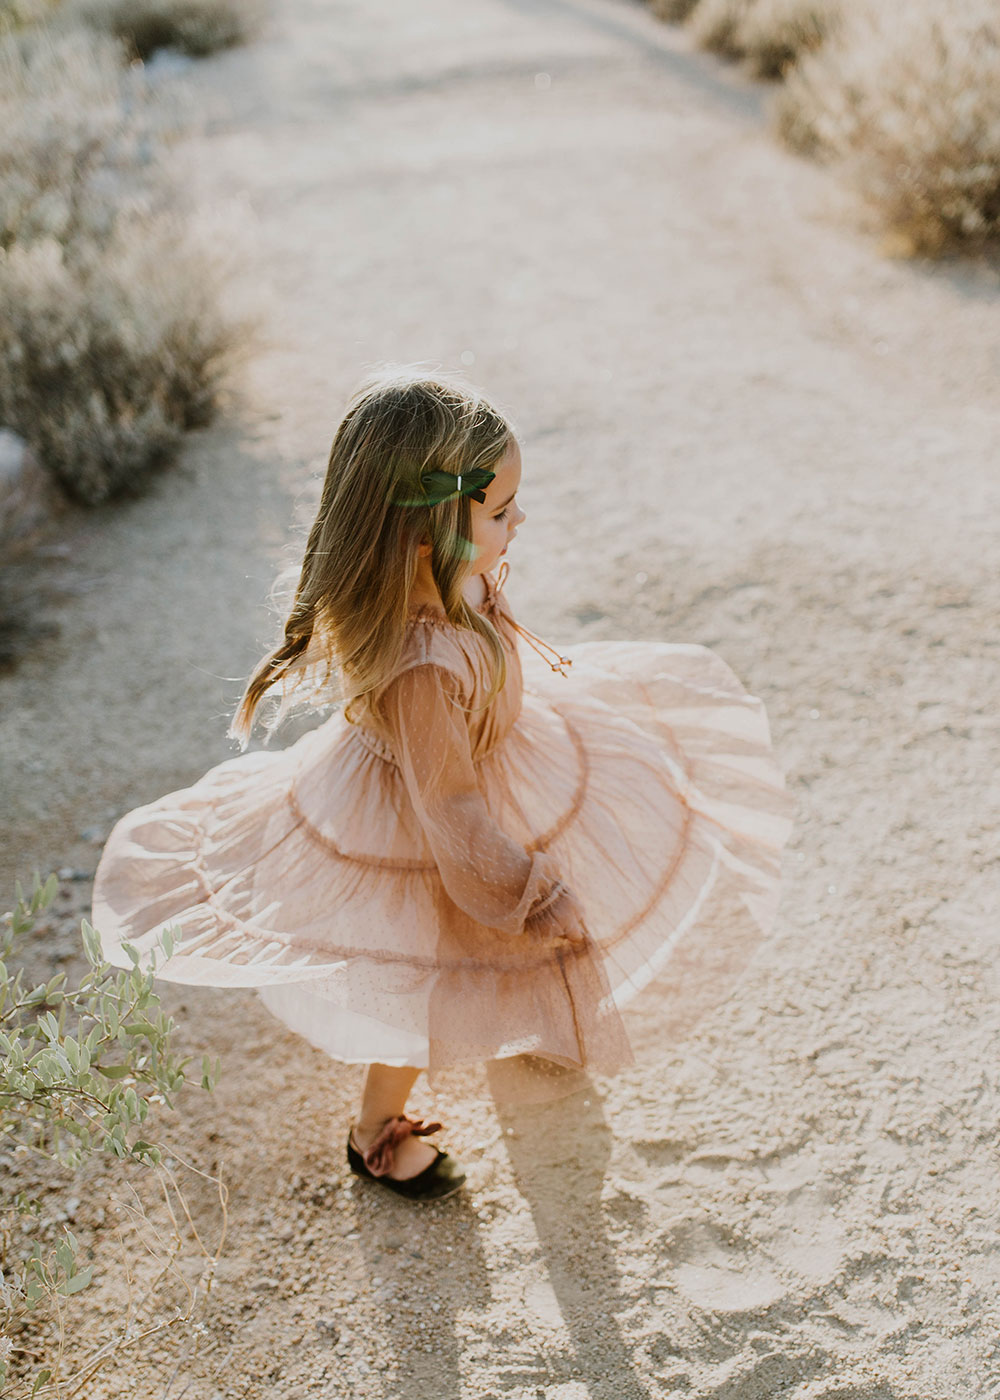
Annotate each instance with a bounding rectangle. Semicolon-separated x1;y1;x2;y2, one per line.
92;566;794;1092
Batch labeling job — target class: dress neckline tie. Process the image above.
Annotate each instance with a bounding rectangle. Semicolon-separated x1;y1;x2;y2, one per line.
493;562;573;676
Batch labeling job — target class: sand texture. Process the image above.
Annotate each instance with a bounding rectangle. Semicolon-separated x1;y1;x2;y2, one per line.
3;0;1000;1396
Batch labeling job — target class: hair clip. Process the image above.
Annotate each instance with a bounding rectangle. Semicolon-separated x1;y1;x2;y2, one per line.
419;467;496;505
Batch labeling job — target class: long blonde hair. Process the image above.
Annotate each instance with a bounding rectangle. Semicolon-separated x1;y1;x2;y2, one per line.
230;368;513;746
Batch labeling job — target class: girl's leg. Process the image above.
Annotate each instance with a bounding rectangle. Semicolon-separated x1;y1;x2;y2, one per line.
351;1063;438;1180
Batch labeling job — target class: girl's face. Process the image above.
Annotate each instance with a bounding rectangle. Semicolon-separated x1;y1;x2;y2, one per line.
468;438;525;575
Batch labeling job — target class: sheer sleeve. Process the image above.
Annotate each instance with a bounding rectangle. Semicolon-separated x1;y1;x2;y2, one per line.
379;664;585;940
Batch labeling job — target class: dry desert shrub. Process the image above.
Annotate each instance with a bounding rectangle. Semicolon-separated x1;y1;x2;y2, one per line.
648;0;701;21
68;0;265;59
0;221;245;504
774;1;1000;251
687;0;751;57
0;27;250;503
737;0;834;78
688;0;836;78
0;0;57;31
0;27;161;253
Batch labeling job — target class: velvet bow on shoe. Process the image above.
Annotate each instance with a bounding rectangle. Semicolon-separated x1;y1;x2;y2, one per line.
347;1115;466;1201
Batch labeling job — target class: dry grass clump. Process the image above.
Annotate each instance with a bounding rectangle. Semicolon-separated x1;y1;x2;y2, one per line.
775;1;1000;251
0;223;243;503
648;0;701;22
737;0;833;78
0;28;250;503
0;28;161;252
686;0;751;58
687;0;836;79
0;0;58;32
68;0;264;59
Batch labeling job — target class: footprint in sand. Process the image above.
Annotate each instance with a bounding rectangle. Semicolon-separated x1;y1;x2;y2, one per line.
758;1183;847;1281
674;1143;849;1301
671;1222;785;1313
753;1148;849;1282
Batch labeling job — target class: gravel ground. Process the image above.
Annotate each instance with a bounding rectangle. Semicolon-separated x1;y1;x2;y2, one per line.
3;0;1000;1396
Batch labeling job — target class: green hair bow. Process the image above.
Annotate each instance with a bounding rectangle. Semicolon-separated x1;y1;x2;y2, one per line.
418;467;496;506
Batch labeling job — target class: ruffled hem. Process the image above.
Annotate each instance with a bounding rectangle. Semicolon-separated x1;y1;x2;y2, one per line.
92;634;793;1080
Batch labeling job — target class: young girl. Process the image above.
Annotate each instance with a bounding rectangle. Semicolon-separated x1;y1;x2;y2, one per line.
93;369;794;1202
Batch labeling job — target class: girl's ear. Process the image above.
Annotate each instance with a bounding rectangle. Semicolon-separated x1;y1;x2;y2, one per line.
416;536;432;558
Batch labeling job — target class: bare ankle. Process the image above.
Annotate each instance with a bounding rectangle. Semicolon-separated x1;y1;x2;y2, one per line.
352;1115;398;1148
355;1115;392;1132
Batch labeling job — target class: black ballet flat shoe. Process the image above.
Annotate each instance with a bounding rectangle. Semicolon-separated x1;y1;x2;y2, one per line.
347;1117;466;1202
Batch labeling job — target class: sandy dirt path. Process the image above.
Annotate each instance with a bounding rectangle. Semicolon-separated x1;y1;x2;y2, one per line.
4;1;1000;1396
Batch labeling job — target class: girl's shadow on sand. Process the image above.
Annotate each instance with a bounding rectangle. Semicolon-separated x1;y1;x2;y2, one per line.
352;1177;489;1400
355;1067;652;1400
487;1064;655;1400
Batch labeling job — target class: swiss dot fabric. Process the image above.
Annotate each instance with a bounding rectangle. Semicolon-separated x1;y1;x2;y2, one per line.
92;571;794;1090
374;661;585;947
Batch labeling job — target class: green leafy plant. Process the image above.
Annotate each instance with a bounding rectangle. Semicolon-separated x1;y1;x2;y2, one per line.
1;874;225;1398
